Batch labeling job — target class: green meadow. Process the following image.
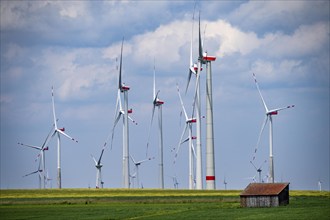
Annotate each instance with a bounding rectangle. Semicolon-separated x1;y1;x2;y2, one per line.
1;189;329;219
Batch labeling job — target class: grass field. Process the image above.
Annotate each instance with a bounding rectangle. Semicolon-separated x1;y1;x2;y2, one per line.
1;189;329;219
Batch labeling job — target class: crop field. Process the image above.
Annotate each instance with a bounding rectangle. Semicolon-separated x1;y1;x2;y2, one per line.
0;189;329;219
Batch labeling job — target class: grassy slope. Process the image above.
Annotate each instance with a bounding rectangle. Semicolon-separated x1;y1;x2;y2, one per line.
1;189;329;220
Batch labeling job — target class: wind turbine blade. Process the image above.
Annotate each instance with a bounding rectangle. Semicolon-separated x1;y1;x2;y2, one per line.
190;74;199;122
57;129;78;143
110;112;123;150
252;73;269;112
186;7;196;94
18;142;41;150
91;154;97;165
146;104;156;157
119;38;124;90
181;137;189;144
250;161;258;171
176;84;189;120
258;160;267;170
269;105;295;114
191;141;197;158
198;12;203;60
252;116;268;161
51;86;58;129
174;124;188;164
98;148;105;165
128;115;137;125
137;156;155;164
40;122;56;150
130;155;137;164
23;170;39;177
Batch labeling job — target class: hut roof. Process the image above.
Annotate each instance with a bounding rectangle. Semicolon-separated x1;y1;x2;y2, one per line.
240;183;289;196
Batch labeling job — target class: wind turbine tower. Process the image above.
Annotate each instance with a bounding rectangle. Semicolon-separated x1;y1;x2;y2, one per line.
203;50;217;189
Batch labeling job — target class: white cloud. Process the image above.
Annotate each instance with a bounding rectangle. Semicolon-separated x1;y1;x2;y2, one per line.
228;1;329;33
262;22;329;58
251;59;303;82
130;20;191;71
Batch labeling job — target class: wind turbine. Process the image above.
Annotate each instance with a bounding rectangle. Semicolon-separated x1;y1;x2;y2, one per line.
130;155;154;188
18;142;48;188
189;9;218;190
318;179;322;191
17;122;54;188
250;160;267;183
252;73;294;183
110;38;136;188
23;158;43;189
171;175;179;189
45;170;52;188
146;61;165;189
175;85;197;189
51;86;78;189
91;146;105;189
192;11;204;190
223;176;228;190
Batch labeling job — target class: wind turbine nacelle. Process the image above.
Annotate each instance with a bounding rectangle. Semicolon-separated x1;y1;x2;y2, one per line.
155;100;164;106
269;111;278;115
192;136;197;140
203;55;216;62
59;128;65;131
188;118;197;123
128;109;133;114
121;85;130;91
43;147;49;151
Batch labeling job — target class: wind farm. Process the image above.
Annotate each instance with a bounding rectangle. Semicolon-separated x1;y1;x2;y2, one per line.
1;0;328;200
1;1;329;219
8;5;312;192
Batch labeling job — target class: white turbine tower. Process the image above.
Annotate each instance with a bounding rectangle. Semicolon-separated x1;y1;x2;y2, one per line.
51;86;78;189
91;146;105;189
146;61;165;189
252;73;294;183
203;49;217;190
175;85;197;189
130;155;154;188
110;38;136;189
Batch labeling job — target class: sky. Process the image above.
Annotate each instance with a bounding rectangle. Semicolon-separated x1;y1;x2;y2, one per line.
1;0;329;190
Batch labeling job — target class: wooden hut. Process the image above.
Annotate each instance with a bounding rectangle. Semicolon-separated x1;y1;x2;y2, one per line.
240;183;289;207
